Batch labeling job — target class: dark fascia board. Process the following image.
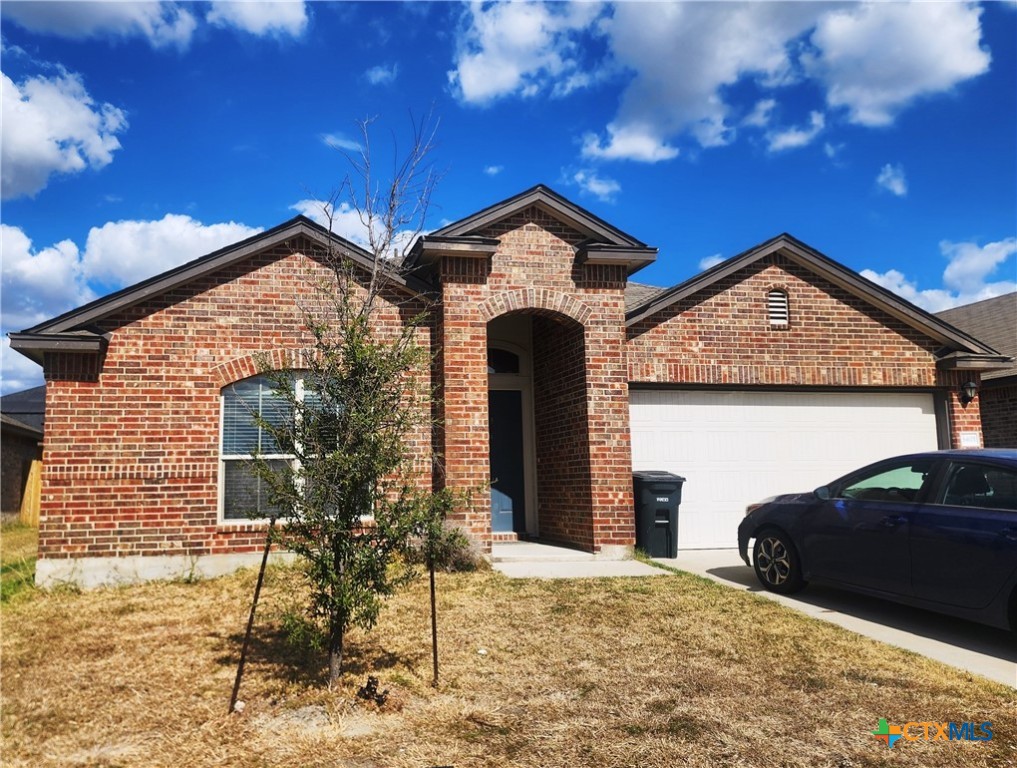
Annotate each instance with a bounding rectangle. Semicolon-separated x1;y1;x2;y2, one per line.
0;413;43;440
18;216;428;338
935;352;1015;371
409;235;501;268
626;233;1002;357
431;184;648;248
578;243;658;274
8;330;107;364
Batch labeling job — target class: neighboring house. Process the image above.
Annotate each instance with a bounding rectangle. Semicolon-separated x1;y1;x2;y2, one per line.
10;185;1010;586
1;385;45;522
937;293;1017;448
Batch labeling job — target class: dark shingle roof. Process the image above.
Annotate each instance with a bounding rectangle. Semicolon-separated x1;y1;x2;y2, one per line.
0;384;45;435
936;292;1017;381
625;282;667;312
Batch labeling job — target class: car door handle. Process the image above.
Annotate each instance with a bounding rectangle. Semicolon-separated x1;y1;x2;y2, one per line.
881;515;907;528
1000;528;1017;542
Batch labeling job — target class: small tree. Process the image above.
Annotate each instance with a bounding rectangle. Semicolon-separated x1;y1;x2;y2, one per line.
246;115;449;686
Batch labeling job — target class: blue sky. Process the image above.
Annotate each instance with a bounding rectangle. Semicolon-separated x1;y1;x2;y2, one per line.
2;1;1015;393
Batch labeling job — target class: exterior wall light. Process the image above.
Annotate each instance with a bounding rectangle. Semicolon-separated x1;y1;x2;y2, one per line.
960;381;979;405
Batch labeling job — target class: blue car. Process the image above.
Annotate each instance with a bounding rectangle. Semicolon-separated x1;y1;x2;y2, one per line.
737;449;1017;631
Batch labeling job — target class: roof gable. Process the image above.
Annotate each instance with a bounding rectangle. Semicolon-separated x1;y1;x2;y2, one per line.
432;184;647;247
417;185;657;275
626;233;1006;359
10;217;432;363
25;216;426;337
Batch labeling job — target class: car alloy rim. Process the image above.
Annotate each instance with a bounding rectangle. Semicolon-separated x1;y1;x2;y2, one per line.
757;536;790;585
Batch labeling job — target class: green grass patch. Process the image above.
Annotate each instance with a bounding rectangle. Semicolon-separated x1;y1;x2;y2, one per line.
1;522;37;602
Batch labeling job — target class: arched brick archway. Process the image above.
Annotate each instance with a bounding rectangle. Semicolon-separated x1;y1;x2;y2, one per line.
485;309;594;550
478;288;593;326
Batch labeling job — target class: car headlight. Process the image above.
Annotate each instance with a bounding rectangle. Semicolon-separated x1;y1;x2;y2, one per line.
744;496;778;516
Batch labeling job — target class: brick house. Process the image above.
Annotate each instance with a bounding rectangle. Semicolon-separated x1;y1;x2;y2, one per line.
10;186;1010;586
937;292;1017;449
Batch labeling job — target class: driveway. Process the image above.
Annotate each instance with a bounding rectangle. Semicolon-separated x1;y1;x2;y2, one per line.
657;549;1017;688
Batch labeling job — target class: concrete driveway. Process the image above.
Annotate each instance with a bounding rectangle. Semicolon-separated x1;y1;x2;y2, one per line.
657;549;1017;688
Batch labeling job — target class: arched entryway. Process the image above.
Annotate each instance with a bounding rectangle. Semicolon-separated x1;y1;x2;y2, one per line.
487;311;593;548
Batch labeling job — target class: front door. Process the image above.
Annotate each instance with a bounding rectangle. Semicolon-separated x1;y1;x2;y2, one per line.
489;389;526;533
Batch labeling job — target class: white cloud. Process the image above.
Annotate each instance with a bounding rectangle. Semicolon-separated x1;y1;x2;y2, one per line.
484;165;504;176
365;63;398;85
448;2;991;165
941;238;1017;296
206;1;307;37
807;2;990;126
862;238;1017;312
1;224;94;331
291;199;369;244
743;99;776;128
81;215;262;286
3;1;310;46
320;133;361;152
1;70;128;200
699;254;725;270
290;199;420;258
823;142;843;160
587;2;820;160
570;170;620;202
2;338;45;394
2;1;197;49
766;111;825;152
448;1;603;105
581;124;679;163
876;163;908;197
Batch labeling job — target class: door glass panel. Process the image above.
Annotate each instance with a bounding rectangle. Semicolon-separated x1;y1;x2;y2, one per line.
837;461;932;503
939;463;1017;510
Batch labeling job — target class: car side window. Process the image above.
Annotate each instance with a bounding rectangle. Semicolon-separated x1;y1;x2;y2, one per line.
836;461;932;503
937;463;1017;511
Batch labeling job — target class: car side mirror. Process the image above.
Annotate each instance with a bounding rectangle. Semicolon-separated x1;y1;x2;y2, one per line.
814;486;831;501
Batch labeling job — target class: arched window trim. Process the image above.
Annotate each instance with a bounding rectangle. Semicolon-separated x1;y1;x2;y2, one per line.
767;288;790;327
487;340;531;378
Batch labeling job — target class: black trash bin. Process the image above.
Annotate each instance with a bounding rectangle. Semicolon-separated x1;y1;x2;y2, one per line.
632;471;685;558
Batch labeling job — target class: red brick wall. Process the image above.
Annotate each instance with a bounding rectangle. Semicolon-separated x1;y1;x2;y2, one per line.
533;316;592;548
39;239;432;560
436;206;635;552
981;380;1017;448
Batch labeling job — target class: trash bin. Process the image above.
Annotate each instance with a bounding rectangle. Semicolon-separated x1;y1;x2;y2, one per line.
632;471;685;558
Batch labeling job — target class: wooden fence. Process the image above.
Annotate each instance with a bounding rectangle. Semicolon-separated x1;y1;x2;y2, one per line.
19;459;41;526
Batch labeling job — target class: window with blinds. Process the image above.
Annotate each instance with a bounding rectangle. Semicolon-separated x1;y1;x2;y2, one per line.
767;289;790;326
221;374;295;520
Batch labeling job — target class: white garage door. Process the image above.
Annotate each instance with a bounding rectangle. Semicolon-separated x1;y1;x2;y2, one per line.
629;390;939;550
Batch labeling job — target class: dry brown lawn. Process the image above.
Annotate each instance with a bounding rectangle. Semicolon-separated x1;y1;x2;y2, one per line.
2;535;1015;767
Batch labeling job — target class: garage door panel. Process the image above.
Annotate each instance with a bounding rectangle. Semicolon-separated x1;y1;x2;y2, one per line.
630;390;939;549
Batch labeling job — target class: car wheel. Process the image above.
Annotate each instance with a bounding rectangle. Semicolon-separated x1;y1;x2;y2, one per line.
753;528;806;594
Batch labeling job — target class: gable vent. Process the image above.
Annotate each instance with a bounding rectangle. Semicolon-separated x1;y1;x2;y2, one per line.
767;290;790;326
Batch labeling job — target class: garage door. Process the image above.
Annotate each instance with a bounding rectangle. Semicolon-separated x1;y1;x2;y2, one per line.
629;390;939;550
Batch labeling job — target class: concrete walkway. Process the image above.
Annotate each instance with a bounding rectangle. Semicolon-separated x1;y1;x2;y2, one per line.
491;541;663;579
658;549;1017;688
